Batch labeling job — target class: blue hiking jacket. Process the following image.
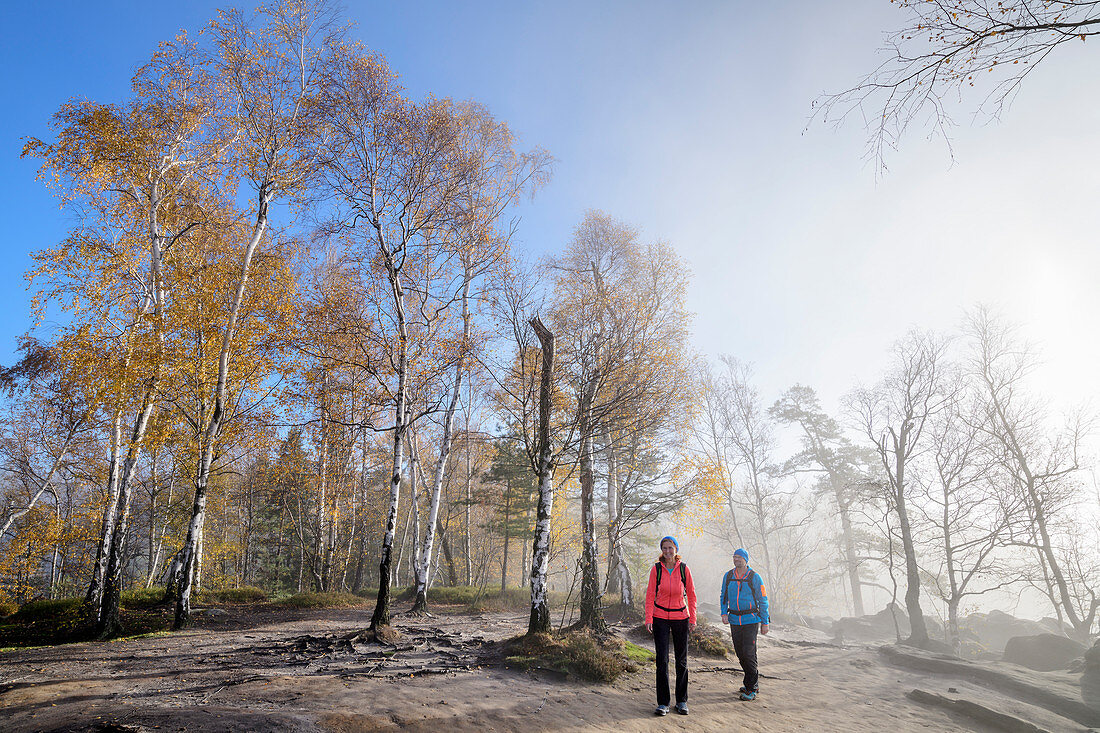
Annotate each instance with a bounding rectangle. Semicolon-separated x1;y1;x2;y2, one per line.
719;566;770;626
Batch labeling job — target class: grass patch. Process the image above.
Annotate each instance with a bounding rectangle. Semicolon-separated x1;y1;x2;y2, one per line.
392;585;549;613
465;587;533;613
504;629;655;683
276;591;365;609
199;586;267;604
1;598;85;647
122;587;166;608
396;585;473;604
0;590;228;647
12;597;82;623
622;639;657;665
110;629;173;642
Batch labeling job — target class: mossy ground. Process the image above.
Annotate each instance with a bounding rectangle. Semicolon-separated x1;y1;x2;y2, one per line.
503;628;656;683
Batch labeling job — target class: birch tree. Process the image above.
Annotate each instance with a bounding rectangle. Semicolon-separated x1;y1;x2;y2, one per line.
171;0;340;629
407;104;549;614
23;33;238;635
317;47;491;631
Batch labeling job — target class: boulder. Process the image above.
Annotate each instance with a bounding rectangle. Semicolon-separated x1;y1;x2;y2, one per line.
1081;639;1100;710
1038;616;1069;634
1003;633;1086;672
961;610;1049;653
1086;638;1100;670
805;615;837;634
195;607;228;618
833;603;943;644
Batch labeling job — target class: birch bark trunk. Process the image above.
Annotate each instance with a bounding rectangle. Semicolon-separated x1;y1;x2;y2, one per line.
412;270;470;612
173;190;269;629
527;317;556;636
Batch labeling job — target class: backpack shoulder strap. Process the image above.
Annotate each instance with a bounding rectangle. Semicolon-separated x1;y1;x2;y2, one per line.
679;562;687;588
721;568;735;610
745;570;759;613
654;561;663;592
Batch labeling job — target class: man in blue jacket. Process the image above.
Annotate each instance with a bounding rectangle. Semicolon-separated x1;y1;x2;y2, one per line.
719;548;769;700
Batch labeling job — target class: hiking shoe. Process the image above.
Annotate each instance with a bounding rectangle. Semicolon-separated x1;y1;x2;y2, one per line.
738;685;759;695
739;690;757;701
674;703;689;715
654;705;670;716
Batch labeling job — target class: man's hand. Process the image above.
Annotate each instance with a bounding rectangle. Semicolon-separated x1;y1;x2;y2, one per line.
721;614;728;624
645;623;653;633
760;623;770;635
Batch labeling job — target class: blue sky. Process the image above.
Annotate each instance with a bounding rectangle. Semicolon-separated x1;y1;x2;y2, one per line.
3;1;1098;415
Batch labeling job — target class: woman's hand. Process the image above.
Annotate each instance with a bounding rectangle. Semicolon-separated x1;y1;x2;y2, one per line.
689;621;696;629
645;623;653;633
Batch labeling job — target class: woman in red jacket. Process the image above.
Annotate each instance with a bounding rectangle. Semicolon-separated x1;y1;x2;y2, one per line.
644;535;697;716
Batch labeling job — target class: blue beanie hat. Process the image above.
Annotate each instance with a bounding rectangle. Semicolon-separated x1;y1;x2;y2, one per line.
660;536;679;550
734;548;749;561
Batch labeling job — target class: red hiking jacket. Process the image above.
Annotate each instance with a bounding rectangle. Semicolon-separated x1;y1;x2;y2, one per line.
644;560;697;624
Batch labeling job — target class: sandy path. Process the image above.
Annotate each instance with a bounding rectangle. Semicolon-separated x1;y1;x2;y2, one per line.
0;607;1087;732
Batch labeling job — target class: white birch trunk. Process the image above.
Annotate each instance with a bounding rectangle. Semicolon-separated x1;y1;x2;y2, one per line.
174;189;269;629
412;271;470;612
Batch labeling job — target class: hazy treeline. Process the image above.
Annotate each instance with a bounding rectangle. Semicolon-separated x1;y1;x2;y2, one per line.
1;0;1095;650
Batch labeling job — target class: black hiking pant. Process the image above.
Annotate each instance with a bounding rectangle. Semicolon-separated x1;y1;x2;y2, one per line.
729;622;759;691
653;617;689;706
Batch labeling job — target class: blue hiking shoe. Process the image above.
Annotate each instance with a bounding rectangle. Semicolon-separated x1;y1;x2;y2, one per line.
654;705;670;716
739;689;757;701
674;703;689;715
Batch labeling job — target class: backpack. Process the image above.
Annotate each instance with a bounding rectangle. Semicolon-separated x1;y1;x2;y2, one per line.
653;561;688;614
721;568;759;616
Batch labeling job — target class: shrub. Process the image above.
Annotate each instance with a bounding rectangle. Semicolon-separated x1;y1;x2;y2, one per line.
13;597;81;622
0;599;18;617
122;587;166;608
200;586;267;604
277;592;364;609
391;585;539;612
690;618;733;658
465;587;532;613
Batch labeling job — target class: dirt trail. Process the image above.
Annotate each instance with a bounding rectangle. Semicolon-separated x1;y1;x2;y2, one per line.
0;606;1092;732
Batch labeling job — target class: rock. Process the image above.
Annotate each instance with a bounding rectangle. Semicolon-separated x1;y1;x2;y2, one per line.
1002;633;1086;672
805;615;836;634
1072;638;1100;675
1082;639;1100;710
195;607;228;618
833;603;943;644
834;603;909;643
922;638;955;655
1037;616;1068;634
1084;638;1100;669
960;610;1051;653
